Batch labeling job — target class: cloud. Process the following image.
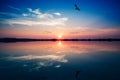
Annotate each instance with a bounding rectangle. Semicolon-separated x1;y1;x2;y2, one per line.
0;12;19;18
5;8;68;26
22;13;28;17
54;12;61;16
7;18;68;26
44;31;52;33
27;8;41;15
8;5;21;11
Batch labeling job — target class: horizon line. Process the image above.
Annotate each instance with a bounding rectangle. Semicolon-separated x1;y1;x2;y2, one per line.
0;37;120;42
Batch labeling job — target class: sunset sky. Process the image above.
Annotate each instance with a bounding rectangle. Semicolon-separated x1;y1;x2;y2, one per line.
0;0;120;38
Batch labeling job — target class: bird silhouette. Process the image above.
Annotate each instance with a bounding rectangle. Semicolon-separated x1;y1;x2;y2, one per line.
75;3;80;11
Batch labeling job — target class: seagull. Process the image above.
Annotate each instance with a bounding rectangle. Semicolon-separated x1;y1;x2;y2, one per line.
75;3;80;11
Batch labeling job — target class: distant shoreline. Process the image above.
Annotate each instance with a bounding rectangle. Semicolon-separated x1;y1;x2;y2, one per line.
0;38;120;43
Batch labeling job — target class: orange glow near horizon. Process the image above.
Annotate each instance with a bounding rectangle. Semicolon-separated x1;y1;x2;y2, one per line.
0;28;120;39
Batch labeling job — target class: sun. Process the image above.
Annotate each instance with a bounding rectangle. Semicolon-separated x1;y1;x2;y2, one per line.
58;35;62;39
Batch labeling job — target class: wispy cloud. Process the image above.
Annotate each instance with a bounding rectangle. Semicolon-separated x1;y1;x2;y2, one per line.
7;17;68;26
0;12;19;17
8;5;21;11
44;31;52;33
5;8;68;26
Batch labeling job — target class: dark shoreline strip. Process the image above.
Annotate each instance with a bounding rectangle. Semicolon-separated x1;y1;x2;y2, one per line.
0;38;120;43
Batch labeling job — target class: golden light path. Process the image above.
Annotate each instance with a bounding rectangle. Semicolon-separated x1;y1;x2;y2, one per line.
58;41;62;46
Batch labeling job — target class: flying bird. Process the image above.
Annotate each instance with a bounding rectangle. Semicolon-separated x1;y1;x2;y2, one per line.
75;3;80;11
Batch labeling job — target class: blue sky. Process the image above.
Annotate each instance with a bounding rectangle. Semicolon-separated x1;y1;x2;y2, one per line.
0;0;120;38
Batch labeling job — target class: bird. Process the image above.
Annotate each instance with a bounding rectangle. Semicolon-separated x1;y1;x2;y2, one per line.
75;3;80;11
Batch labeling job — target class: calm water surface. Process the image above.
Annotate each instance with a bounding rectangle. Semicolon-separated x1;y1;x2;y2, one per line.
0;41;120;80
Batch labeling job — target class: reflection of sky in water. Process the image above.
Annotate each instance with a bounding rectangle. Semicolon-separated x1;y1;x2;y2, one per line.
0;42;120;80
9;54;67;68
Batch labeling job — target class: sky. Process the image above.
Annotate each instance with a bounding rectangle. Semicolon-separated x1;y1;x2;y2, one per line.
0;0;120;38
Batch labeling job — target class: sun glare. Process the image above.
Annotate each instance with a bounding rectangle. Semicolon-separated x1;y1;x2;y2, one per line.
58;35;62;39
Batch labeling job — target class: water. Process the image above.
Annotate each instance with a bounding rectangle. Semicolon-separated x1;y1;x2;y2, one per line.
0;41;120;80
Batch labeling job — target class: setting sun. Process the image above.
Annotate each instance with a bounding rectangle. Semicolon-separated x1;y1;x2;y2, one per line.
58;35;62;38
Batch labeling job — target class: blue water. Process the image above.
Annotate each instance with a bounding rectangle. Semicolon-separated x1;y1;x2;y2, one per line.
0;42;120;80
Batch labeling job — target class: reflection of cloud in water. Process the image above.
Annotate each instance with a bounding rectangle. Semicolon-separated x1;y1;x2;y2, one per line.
38;62;53;67
11;55;67;62
55;65;61;68
9;55;68;69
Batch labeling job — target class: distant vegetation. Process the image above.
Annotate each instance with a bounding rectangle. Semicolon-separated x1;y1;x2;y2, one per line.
0;38;120;43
